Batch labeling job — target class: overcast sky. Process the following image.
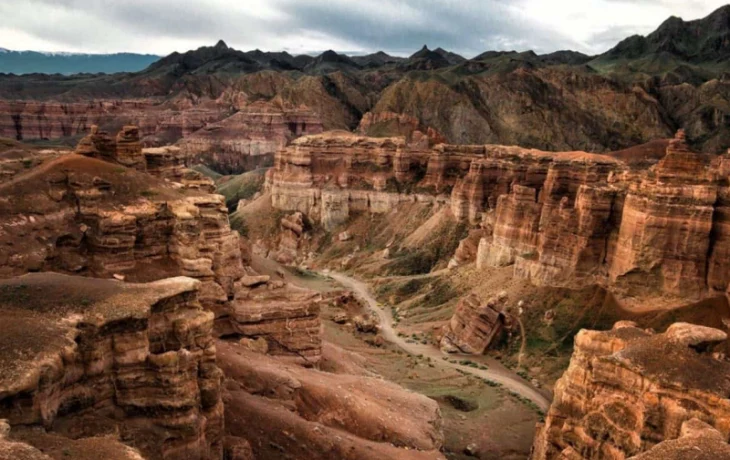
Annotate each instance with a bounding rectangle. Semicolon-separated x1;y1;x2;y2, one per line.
0;0;727;57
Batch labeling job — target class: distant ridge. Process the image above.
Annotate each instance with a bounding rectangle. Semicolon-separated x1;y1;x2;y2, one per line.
0;49;161;75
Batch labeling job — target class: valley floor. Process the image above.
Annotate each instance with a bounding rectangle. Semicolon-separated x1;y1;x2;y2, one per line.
325;270;551;412
250;253;545;459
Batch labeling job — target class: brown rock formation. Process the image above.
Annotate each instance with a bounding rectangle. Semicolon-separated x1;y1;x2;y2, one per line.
627;419;730;459
229;281;323;364
0;130;323;361
267;128;730;309
357;111;446;147
76;125;146;171
218;341;445;460
0;100;223;143
179;101;323;174
607;131;715;296
440;293;509;354
0;273;223;460
276;211;306;265
531;322;730;459
143;145;216;192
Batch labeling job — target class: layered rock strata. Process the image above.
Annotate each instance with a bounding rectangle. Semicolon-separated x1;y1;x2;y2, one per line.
268;130;730;306
440;293;509;354
179;101;323;174
0;273;223;460
531;322;730;459
0;132;323;361
228;278;323;364
0;100;223;142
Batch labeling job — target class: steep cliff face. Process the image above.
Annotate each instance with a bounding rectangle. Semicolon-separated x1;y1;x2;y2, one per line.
606;131;717;299
268;129;730;308
178;101;323;174
0;273;223;460
531;322;730;459
267;131;449;231
478;130;730;306
0;128;323;362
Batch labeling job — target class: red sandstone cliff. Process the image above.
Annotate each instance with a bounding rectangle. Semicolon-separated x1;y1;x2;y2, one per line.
531;322;730;459
267;130;730;308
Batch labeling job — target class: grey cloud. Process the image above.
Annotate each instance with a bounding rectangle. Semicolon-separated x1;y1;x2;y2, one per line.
275;0;583;56
0;0;724;56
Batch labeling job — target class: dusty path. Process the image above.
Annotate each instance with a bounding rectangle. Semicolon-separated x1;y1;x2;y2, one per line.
325;271;552;412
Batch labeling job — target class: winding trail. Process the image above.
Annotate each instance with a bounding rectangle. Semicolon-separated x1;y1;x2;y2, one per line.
325;271;552;412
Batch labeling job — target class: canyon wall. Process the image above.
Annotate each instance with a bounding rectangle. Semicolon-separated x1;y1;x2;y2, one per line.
0;100;223;142
0;99;324;174
267;130;730;307
0;273;223;460
178;101;323;174
0;127;323;363
531;322;730;459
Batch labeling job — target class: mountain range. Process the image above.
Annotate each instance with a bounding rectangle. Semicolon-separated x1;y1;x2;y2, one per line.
1;5;730;154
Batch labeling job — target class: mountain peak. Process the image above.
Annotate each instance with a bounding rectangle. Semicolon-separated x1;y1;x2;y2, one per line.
214;40;229;50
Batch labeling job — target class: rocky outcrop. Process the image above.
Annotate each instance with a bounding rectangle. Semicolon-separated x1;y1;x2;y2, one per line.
228;280;323;364
267;132;468;231
0;131;322;361
179;101;323;174
607;130;716;299
143;145;216;191
440;293;509;354
357;111;446;147
531;322;730;459
627;419;730;459
0;273;223;460
474;130;730;306
77;125;146;171
276;212;306;265
218;341;445;459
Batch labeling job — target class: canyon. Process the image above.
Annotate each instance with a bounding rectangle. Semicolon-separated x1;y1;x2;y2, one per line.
0;126;453;460
2;5;730;460
266;128;730;309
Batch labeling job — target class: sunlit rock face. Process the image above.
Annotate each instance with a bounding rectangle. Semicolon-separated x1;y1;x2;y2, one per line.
269;129;730;307
439;293;508;354
531;322;730;460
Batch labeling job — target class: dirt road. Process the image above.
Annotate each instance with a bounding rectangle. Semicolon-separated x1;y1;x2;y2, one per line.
325;271;552;412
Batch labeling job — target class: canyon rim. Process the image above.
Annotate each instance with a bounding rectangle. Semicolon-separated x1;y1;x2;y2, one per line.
2;2;730;460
